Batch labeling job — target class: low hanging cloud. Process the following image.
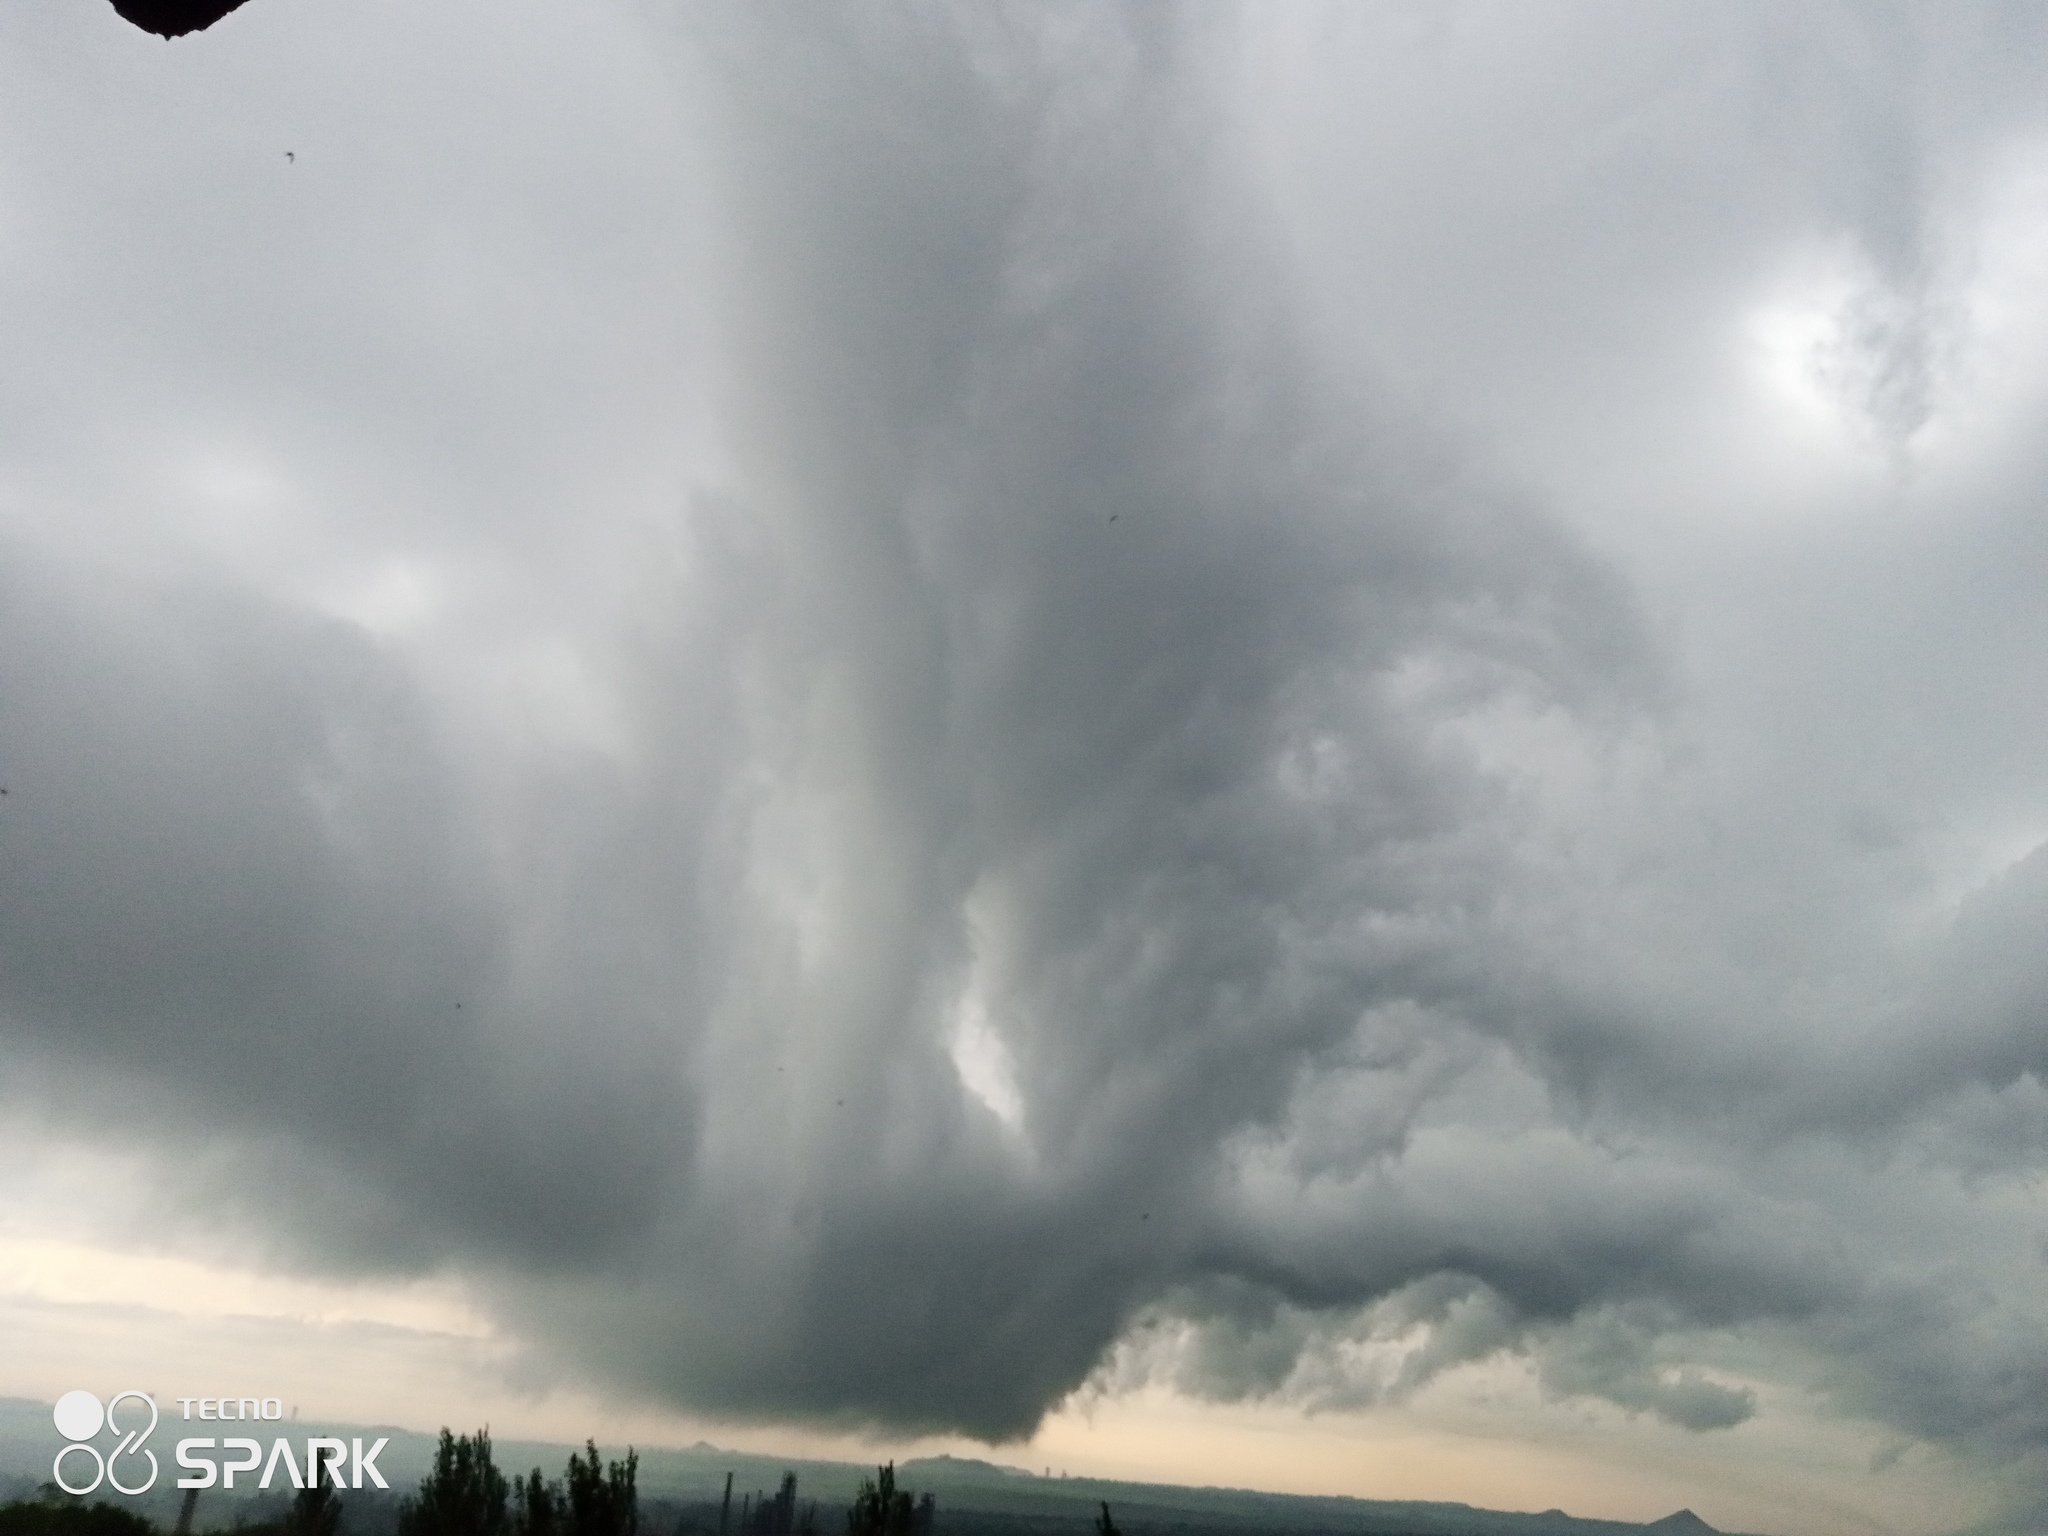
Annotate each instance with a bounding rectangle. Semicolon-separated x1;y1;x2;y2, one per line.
5;0;2048;1526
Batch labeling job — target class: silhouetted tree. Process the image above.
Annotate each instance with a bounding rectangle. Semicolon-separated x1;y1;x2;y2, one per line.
515;1468;563;1536
564;1441;638;1536
399;1429;509;1536
744;1475;797;1536
1093;1505;1119;1536
288;1477;343;1536
845;1466;923;1536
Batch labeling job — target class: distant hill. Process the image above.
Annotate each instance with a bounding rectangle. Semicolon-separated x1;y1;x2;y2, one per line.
888;1455;1734;1536
0;1400;1754;1536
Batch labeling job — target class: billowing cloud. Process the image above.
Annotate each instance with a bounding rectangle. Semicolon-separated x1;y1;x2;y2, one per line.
5;1;2048;1528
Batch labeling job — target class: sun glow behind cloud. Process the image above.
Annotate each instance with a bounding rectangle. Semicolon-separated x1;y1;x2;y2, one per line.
1745;253;1895;453
1741;136;2048;477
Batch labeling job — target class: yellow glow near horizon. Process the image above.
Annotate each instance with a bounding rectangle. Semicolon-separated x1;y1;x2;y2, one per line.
0;1234;494;1337
0;1232;1990;1536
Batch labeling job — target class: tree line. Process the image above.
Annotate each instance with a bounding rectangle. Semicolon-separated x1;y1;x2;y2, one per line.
395;1431;936;1536
0;1431;977;1536
391;1430;637;1536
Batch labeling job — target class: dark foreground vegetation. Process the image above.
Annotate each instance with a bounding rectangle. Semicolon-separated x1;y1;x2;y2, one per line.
0;1493;156;1536
0;1432;953;1536
384;1429;936;1536
0;1477;344;1536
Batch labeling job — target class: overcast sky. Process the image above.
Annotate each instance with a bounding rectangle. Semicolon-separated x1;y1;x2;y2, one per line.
5;4;2048;1535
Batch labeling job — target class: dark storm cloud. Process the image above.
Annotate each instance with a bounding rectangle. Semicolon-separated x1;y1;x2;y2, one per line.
467;0;1672;1438
0;545;699;1270
7;0;2048;1525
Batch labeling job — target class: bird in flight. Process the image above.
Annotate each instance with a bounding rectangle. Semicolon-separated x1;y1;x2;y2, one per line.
285;151;295;163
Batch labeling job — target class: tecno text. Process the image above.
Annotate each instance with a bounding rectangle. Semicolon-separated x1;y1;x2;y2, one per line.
175;1398;286;1420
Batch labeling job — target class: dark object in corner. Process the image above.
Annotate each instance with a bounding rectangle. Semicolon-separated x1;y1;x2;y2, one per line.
109;0;253;39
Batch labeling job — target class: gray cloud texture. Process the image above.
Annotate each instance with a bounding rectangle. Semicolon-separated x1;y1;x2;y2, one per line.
6;0;2048;1525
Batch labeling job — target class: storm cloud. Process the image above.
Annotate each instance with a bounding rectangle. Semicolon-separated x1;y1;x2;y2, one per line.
6;0;2048;1527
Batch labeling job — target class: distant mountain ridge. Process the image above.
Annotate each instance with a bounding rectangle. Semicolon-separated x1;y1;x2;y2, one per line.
893;1455;1741;1536
0;1400;1761;1536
